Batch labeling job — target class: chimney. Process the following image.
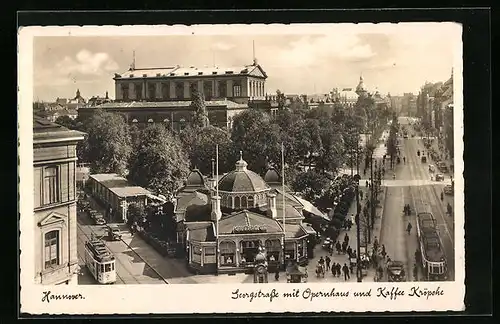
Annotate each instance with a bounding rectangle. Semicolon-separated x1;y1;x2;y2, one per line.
266;192;277;219
211;195;222;222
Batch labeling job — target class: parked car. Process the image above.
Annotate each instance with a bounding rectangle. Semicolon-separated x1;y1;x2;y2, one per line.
443;184;454;195
435;173;445;182
428;164;436;173
106;224;122;240
93;213;106;225
421;156;427;163
437;162;449;173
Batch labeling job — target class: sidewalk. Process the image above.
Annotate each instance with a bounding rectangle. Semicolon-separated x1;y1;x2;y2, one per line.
302;184;387;283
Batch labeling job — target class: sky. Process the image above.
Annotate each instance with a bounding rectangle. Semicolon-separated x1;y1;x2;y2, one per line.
32;23;460;101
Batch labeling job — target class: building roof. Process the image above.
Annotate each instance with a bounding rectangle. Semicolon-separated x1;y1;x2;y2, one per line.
185;221;216;242
283;224;309;239
186;169;205;187
93;100;247;110
218;210;283;235
33;116;85;143
263;167;281;184
176;191;209;212
110;186;151;198
218;155;270;193
115;64;267;79
89;173;151;198
294;196;328;219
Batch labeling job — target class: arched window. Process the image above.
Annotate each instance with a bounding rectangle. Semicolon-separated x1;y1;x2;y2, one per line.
44;230;60;269
219;241;236;266
234;196;240;209
247;196;254;208
241;196;247;208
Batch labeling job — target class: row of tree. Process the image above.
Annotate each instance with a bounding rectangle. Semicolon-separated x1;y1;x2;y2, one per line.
56;88;391;201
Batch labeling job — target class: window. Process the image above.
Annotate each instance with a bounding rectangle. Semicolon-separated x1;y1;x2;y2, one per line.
233;82;242;97
135;83;143;100
219;241;236;265
175;82;184;99
105;263;112;272
193;245;202;255
205;247;216;255
247;196;254;208
241;196;247;208
189;82;198;99
203;81;213;100
121;84;129;100
148;82;156;100
43;166;59;205
161;82;170;99
218;81;227;98
234;196;241;209
44;230;59;269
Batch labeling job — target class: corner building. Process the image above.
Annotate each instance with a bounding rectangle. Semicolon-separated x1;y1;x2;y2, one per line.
173;153;317;275
33;117;85;285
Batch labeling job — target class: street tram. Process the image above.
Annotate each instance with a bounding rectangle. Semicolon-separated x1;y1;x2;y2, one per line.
415;204;448;281
84;236;117;284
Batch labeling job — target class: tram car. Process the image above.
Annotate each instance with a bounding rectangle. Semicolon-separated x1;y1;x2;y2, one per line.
415;207;448;281
84;237;117;284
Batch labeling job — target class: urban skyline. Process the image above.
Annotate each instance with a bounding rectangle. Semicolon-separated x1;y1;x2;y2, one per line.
33;23;459;101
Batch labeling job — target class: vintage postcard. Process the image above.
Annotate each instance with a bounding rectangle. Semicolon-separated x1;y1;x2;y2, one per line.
18;23;464;314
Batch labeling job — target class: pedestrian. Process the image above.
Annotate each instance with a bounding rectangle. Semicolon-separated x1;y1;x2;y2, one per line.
407;222;412;235
342;241;347;254
347;246;353;258
403;156;406;164
344;233;349;246
381;245;386;259
275;270;280;281
336;241;342;254
360;190;364;200
342;263;350;280
365;180;369;188
373;236;379;251
331;263;336;277
347;218;352;231
329;245;334;256
325;256;331;271
336;263;342;277
440;191;444;201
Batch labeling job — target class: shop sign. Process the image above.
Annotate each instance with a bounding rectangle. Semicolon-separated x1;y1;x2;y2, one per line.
233;225;267;234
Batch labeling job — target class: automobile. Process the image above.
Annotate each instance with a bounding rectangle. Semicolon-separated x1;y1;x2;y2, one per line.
93;213;106;225
437;162;449;173
435;173;445;181
428;164;436;173
322;238;332;250
421;156;427;163
387;260;406;282
403;134;409;139
444;184;454;195
106;224;122;240
88;209;98;218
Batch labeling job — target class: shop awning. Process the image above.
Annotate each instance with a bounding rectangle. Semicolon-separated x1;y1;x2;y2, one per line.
295;196;329;221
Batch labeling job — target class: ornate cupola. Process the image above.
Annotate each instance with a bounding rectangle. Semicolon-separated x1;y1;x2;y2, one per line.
235;151;248;171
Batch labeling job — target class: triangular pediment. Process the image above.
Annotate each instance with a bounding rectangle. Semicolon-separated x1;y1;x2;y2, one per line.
38;212;66;227
248;65;267;78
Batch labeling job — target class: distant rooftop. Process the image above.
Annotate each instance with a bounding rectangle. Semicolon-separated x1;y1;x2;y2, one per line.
33;116;85;142
92;100;248;110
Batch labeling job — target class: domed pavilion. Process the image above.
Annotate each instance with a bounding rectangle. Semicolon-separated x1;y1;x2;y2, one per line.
173;152;322;275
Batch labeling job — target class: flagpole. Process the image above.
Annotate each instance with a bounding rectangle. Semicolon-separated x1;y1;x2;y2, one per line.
216;144;219;238
281;142;286;268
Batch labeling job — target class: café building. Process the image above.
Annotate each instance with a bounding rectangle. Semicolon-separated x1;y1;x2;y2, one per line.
175;153;317;274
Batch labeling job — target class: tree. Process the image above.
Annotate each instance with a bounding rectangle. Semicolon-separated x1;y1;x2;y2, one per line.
191;89;209;128
276;89;286;110
314;120;345;173
128;124;190;195
55;115;76;129
80;109;132;175
291;170;330;202
180;125;233;175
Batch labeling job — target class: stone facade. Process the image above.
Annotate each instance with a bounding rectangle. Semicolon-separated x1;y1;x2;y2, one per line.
33;117;85;285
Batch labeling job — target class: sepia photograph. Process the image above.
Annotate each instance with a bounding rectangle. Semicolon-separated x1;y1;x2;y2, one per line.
19;22;464;314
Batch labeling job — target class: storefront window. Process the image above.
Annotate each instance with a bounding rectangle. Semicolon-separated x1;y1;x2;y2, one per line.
241;240;260;263
265;239;281;262
284;241;295;260
219;241;236;266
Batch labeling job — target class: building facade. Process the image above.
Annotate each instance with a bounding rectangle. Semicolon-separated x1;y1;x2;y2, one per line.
33;117;85;285
173;154;318;275
78;61;278;130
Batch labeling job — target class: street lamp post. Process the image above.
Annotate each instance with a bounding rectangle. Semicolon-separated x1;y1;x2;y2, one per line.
355;182;362;282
